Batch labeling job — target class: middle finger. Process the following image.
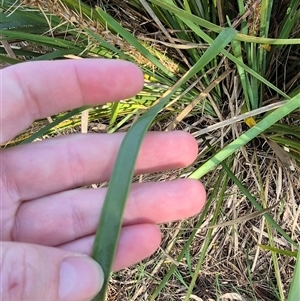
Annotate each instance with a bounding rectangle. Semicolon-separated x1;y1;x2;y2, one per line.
12;179;205;245
3;131;197;202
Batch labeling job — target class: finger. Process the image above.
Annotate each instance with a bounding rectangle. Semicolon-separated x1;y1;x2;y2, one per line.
1;241;104;301
1;59;144;143
4;131;198;201
12;179;206;245
59;224;161;271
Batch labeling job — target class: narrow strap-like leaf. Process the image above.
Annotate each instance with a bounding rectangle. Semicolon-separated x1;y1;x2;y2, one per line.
91;27;237;301
21;106;91;144
189;92;300;179
287;248;300;301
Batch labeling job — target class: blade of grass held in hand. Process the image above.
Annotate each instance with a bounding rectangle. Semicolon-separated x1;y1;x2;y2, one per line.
91;27;237;301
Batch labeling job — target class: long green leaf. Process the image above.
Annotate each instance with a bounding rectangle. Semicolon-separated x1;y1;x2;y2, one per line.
288;250;300;301
95;6;176;79
218;161;298;248
0;54;21;64
91;27;237;301
150;167;224;300
259;245;297;257
148;0;290;100
184;169;230;301
148;0;300;45
0;30;82;49
189;93;300;179
21;106;91;144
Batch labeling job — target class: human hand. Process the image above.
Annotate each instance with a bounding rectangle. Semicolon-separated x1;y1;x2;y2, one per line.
0;59;206;301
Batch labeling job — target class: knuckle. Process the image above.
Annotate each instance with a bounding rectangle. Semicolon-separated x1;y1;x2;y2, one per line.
70;202;87;237
65;139;86;186
0;151;21;205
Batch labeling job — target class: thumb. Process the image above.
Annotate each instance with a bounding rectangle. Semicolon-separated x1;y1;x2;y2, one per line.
1;241;104;301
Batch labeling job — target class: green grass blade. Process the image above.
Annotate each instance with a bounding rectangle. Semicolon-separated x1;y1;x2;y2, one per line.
30;49;83;61
84;28;132;61
184;170;230;301
0;54;21;64
0;47;41;58
20;106;91;144
1;2;61;27
214;161;298;248
150;169;224;300
0;30;82;49
255;153;285;300
108;109;139;134
278;0;300;40
95;6;176;79
91;93;174;301
109;102;121;126
259;245;297;258
148;0;300;45
230;35;251;109
91;27;237;301
288;250;300;301
149;0;290;99
189;93;300;180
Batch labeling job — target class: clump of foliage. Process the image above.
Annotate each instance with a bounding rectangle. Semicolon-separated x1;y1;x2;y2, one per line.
1;1;299;300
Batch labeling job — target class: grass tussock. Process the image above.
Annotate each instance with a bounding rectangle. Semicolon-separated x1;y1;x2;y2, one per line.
1;0;300;300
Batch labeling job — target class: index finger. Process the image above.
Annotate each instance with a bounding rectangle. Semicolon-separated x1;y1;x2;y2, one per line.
1;59;144;143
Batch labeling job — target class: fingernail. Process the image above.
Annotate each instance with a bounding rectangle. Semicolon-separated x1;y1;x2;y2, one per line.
59;256;104;301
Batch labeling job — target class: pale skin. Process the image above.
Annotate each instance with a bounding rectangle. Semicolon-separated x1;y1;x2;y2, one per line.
0;59;206;301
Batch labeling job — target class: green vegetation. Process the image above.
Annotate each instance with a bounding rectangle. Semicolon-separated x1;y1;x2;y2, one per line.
1;0;299;300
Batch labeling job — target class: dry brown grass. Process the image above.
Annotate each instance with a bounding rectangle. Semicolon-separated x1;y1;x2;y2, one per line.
105;152;299;300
